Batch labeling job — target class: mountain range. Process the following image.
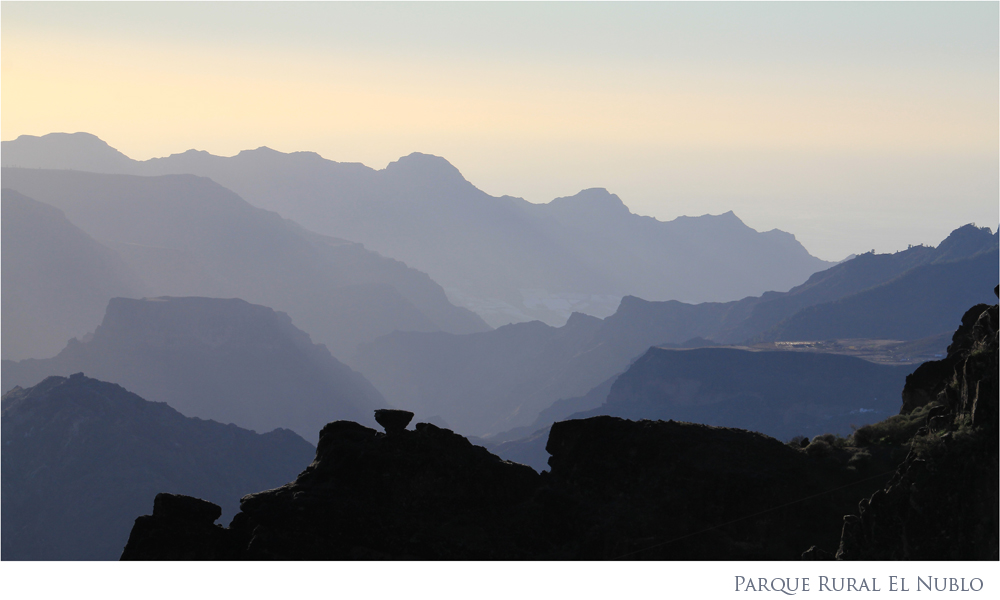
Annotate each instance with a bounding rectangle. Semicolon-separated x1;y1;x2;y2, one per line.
2;132;834;327
2;296;386;441
356;224;996;436
0;169;488;362
1;189;146;360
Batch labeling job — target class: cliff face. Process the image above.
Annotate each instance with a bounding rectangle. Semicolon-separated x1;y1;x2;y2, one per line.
836;290;998;560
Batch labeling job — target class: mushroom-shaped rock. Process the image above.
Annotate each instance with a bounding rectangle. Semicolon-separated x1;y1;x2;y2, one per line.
374;409;414;435
152;493;221;525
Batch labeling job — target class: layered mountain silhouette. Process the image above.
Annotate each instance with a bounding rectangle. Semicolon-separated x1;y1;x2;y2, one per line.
1;189;146;360
1;374;315;560
2;297;385;441
488;347;915;471
579;347;915;439
760;249;999;342
117;293;998;561
0;168;489;361
2;132;833;327
356;224;997;436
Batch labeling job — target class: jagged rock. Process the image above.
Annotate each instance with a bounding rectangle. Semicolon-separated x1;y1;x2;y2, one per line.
900;302;991;414
121;415;882;560
373;409;414;435
837;293;999;560
537;416;883;560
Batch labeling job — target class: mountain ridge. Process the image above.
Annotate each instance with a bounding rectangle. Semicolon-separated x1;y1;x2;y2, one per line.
2;296;386;441
0;168;490;361
2;373;315;560
2;132;834;327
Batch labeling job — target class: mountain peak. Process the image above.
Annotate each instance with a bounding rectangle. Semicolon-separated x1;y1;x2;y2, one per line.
547;188;631;218
1;132;134;172
383;152;468;186
934;223;996;262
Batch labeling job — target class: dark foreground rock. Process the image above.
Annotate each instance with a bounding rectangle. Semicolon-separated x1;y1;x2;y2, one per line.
121;414;889;560
835;293;998;560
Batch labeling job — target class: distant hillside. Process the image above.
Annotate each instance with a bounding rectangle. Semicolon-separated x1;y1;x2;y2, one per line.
355;308;680;436
574;347;916;440
719;224;999;342
763;248;999;342
1;189;146;360
489;347;917;471
357;224;995;437
2;132;833;327
2;297;385;441
1;374;314;560
0;167;489;361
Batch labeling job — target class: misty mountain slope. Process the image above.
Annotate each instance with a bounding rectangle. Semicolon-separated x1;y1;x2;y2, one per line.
2;133;833;327
356;298;747;436
517;188;824;303
2;297;385;441
0;167;489;359
716;224;998;342
489;345;919;471
573;347;917;441
356;224;996;437
1;189;146;361
1;374;315;560
763;246;1000;342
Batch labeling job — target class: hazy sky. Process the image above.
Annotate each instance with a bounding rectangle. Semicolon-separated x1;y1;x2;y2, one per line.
2;2;997;260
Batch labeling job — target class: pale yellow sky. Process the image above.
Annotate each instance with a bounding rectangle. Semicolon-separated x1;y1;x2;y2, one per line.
2;2;997;260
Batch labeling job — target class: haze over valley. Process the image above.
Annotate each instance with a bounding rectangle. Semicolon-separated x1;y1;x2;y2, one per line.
1;1;997;570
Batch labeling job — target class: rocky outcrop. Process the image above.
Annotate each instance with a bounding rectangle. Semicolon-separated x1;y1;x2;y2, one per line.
121;412;886;560
125;417;542;560
836;289;998;560
535;417;886;560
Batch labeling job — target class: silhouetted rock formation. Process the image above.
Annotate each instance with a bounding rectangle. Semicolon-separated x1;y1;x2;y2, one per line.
121;412;888;560
2;133;833;327
2;296;385;441
1;189;145;360
374;409;414;435
125;418;542;560
1;374;314;560
536;417;884;560
835;291;998;560
0;166;488;361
